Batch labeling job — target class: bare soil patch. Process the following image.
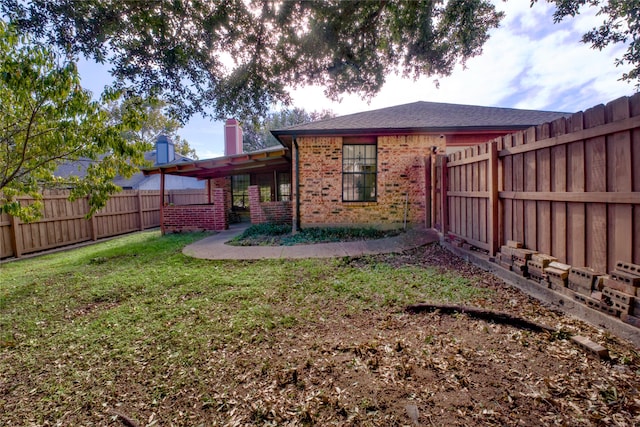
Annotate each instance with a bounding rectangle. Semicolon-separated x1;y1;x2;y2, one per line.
185;246;639;426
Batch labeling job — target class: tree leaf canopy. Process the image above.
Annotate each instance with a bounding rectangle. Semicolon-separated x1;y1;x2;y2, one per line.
0;0;503;121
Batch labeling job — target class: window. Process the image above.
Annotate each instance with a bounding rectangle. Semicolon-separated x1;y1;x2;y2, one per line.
231;174;249;209
277;172;291;201
342;143;377;202
255;173;273;202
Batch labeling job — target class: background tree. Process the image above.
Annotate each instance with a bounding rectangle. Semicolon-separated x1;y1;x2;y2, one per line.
242;108;335;152
0;0;503;121
534;0;640;85
0;22;149;222
107;99;198;159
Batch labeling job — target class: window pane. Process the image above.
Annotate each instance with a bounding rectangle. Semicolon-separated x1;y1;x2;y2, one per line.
231;174;249;209
277;172;291;201
342;143;376;202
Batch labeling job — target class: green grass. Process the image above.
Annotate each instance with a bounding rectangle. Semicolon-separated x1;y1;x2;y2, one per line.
228;224;402;246
0;230;489;424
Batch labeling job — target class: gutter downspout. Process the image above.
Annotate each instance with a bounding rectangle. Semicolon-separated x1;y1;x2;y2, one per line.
293;136;300;233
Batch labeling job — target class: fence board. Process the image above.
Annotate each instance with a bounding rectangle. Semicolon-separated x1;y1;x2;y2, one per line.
536;123;552;256
632;94;640;265
585;104;607;272
566;111;586;267
513;132;525;243
524;127;537;250
503;135;514;243
607;98;634;272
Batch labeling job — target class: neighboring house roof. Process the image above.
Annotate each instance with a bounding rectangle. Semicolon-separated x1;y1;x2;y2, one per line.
271;101;570;139
55;150;196;189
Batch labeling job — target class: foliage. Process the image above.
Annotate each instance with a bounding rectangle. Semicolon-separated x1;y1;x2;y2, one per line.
106;98;198;159
229;224;400;246
0;0;504;121
535;0;640;86
0;21;149;222
242;107;335;152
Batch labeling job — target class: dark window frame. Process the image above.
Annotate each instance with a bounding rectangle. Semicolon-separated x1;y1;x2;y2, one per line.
342;141;377;202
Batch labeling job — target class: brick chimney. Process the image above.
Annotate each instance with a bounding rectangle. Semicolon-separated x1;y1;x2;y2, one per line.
224;119;243;156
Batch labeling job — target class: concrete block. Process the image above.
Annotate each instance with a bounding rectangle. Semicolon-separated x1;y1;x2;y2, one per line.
512;248;537;262
604;277;638;297
602;287;633;314
571;335;609;359
620;313;640;328
569;267;601;291
568;281;592;297
549;261;571;271
507;240;523;248
513;260;528;277
531;253;557;267
500;246;516;258
611;270;640;287
615;260;640;277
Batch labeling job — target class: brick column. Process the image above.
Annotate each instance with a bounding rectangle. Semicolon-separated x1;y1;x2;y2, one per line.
212;188;228;230
248;185;265;224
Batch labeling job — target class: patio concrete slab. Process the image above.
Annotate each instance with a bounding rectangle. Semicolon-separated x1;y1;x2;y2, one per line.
182;225;440;260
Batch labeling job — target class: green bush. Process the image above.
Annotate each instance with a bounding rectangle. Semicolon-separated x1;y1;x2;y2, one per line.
228;224;400;246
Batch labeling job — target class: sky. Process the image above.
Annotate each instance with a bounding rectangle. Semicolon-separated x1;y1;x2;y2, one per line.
78;1;636;159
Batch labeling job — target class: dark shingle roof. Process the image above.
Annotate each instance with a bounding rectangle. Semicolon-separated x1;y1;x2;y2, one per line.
272;101;569;136
55;150;194;189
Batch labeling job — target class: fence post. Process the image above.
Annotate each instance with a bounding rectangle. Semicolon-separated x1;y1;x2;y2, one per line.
488;141;499;255
138;191;144;231
8;214;22;258
160;171;166;235
440;155;448;235
424;155;432;228
90;215;98;241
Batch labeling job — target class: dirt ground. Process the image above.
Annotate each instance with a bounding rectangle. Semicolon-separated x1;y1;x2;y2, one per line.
109;245;639;426
4;243;639;426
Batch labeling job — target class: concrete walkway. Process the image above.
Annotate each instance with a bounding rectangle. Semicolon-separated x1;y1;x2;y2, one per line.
183;224;441;260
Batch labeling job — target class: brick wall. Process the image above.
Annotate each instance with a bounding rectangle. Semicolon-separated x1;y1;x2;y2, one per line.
163;188;228;232
295;135;446;228
249;185;292;225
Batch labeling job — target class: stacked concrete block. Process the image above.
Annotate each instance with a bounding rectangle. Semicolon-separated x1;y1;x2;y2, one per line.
568;267;603;297
495;240;523;271
602;261;639;326
527;254;557;283
545;261;571;290
512;248;537;278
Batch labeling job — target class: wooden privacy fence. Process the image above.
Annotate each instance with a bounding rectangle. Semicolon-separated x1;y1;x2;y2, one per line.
0;189;207;259
436;95;640;274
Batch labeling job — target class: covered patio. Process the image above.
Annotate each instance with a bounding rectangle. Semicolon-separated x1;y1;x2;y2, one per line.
143;146;292;233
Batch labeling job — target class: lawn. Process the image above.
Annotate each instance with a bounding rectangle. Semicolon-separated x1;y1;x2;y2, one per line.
1;231;638;426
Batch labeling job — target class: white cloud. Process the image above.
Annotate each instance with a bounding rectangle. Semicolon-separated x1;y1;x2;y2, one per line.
288;2;634;118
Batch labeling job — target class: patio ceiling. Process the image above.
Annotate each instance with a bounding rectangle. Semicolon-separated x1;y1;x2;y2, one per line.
142;146;291;180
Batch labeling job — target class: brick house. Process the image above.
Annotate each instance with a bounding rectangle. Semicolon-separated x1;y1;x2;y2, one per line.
144;119;292;233
271;101;568;230
145;102;567;232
